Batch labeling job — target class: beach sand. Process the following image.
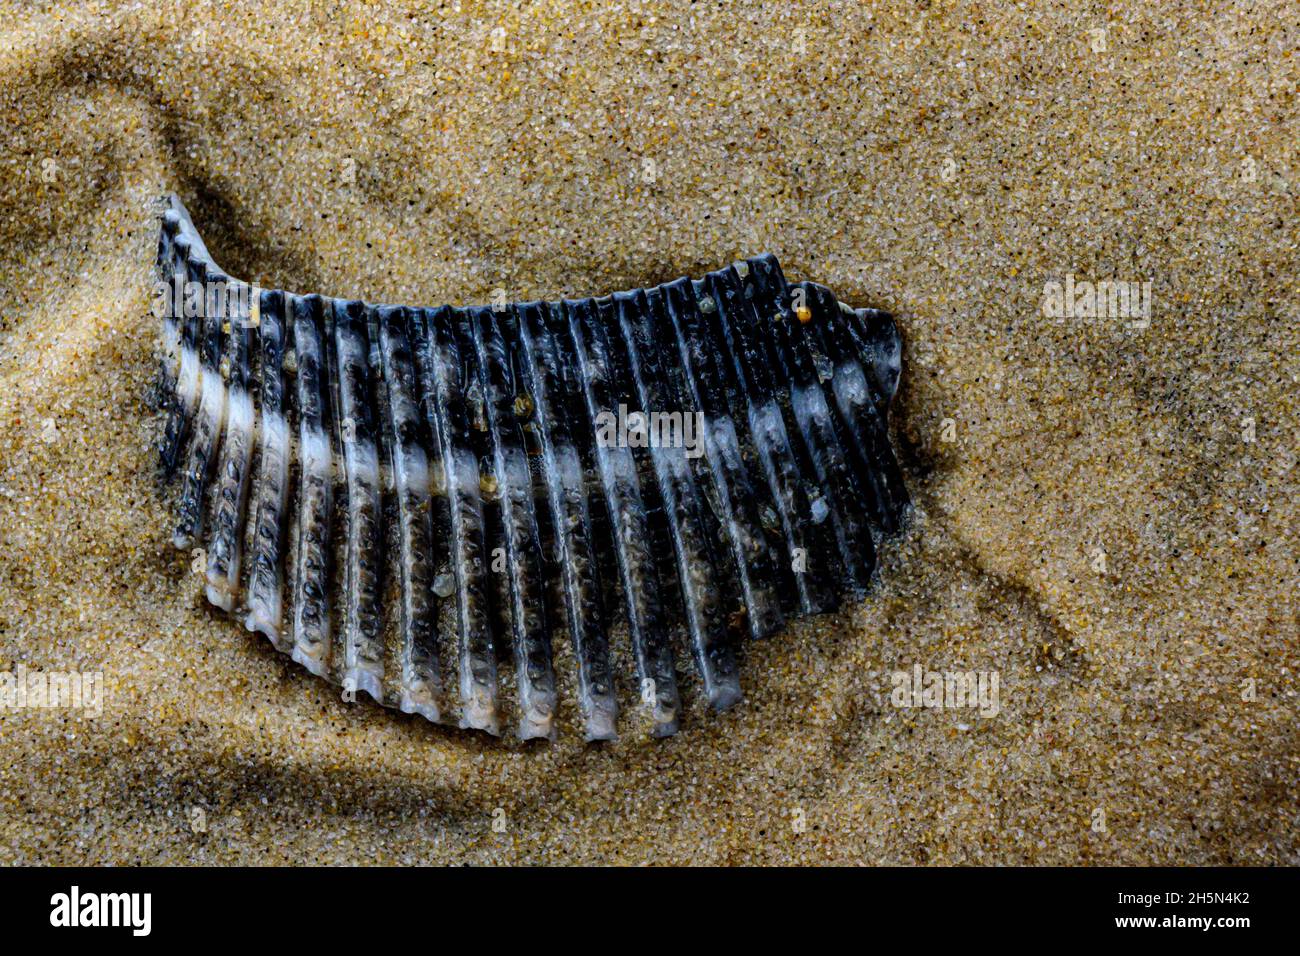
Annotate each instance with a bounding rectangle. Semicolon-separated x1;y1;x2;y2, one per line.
0;0;1295;864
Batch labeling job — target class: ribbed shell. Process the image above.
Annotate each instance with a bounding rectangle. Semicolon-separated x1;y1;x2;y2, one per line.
154;194;910;741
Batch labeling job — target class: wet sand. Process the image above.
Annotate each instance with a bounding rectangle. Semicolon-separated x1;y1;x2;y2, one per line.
0;0;1295;864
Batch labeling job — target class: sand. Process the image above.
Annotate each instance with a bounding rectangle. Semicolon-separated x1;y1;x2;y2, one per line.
0;0;1296;865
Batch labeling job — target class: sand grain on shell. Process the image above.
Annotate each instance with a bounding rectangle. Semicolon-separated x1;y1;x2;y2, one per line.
0;1;1296;864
